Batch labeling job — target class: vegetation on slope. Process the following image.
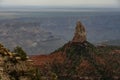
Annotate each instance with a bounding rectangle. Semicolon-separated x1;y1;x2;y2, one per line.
36;41;120;80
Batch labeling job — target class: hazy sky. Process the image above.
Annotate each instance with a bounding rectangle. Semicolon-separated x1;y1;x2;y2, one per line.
0;0;120;8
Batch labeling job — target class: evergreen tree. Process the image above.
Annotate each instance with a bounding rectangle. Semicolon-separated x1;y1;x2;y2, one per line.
13;46;27;60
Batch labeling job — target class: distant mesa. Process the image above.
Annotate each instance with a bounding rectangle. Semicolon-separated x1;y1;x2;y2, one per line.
72;21;86;43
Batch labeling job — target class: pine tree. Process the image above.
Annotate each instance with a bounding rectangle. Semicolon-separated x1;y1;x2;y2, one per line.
13;46;27;61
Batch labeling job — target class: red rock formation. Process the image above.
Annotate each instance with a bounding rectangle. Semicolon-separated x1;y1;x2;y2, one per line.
30;21;120;79
72;21;86;43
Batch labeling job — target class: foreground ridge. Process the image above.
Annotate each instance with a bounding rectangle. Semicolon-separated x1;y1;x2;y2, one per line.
0;43;35;80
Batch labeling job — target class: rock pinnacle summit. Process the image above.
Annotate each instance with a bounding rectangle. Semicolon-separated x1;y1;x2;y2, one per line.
72;21;86;43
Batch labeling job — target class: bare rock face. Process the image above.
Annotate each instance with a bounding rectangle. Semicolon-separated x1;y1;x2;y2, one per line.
72;21;86;43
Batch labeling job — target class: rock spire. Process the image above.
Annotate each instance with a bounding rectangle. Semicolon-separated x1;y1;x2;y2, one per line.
72;21;86;43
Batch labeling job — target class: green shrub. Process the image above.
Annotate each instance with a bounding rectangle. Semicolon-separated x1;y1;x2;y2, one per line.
13;46;27;61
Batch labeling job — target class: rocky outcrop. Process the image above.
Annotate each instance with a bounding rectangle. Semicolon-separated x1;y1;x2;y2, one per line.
72;21;86;43
30;21;120;80
0;43;34;80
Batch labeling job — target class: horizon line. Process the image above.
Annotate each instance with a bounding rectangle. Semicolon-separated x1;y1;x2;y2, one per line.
0;5;120;8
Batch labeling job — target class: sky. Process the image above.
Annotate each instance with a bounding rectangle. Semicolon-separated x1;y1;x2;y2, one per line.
0;0;120;8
